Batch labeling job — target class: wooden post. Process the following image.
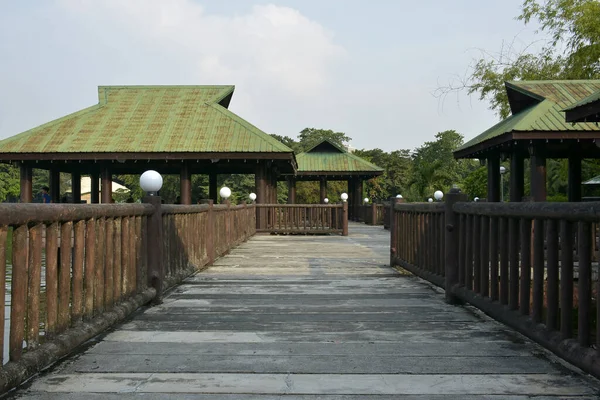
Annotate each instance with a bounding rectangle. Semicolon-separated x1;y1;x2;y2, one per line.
342;201;349;236
207;200;215;264
287;177;296;204
389;196;400;267
530;145;547;202
50;168;60;203
445;188;467;304
320;177;327;203
209;172;218;203
487;155;501;202
371;202;377;225
568;154;582;202
143;195;163;303
72;171;81;204
90;172;100;204
510;152;525;202
101;167;112;204
180;164;192;205
19;164;32;203
255;163;267;230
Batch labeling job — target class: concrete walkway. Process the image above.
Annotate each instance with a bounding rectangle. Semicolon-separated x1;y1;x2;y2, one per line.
11;223;600;398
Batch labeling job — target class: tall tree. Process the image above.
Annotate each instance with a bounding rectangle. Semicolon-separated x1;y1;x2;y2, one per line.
437;0;600;118
297;128;351;152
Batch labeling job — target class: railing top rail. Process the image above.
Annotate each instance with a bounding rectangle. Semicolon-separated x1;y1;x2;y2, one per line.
255;204;343;208
162;204;210;215
0;203;154;226
394;203;444;213
453;201;600;221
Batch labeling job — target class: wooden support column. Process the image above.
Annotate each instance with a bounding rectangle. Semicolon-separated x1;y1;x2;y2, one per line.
347;178;355;219
49;168;60;204
320;177;328;203
487;154;501;202
209;172;217;203
510;151;525;202
255;163;267;229
530;145;547;202
354;178;363;221
71;171;81;204
568;154;582;202
19;164;33;203
101;167;112;204
287;177;296;204
180;164;192;205
90;172;100;204
271;171;278;203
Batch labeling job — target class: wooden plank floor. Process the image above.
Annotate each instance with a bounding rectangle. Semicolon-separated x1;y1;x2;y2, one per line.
11;223;600;399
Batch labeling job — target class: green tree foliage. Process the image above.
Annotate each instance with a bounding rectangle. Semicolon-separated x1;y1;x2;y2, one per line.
296;128;351;152
437;0;600;118
462;166;488;199
0;164;20;202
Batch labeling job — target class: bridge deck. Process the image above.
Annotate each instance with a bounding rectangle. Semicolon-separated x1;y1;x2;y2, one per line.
12;223;600;399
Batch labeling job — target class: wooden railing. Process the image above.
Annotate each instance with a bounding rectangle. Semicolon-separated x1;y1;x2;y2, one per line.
390;191;600;379
358;204;385;226
0;200;255;393
256;203;348;236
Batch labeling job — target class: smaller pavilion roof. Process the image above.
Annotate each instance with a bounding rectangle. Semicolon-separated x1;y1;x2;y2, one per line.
455;80;600;159
294;140;383;176
563;88;600;123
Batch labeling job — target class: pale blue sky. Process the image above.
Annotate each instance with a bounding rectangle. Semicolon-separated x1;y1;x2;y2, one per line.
0;0;541;152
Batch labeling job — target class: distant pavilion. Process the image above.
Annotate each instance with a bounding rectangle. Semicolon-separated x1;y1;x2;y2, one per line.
283;139;383;219
0;86;296;205
454;80;600;202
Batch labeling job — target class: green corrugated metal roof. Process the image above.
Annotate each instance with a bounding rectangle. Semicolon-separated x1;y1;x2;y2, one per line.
563;89;600;111
296;140;383;173
456;80;600;153
0;86;293;154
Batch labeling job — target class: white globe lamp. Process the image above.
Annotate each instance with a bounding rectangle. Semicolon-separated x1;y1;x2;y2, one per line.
139;170;163;195
219;186;231;200
428;198;433;203
396;194;403;198
474;197;480;202
324;198;329;204
340;193;348;202
249;193;257;202
363;197;369;204
434;190;444;201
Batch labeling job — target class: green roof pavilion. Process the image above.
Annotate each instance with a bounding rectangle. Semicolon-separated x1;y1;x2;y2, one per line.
0;85;295;205
454;80;600;202
281;139;383;219
564;88;600;123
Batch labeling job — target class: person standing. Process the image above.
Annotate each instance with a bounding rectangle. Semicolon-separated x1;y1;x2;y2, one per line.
41;186;51;203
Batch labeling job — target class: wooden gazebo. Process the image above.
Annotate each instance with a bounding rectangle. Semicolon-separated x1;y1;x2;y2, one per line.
454;80;600;202
0;85;296;205
282;139;383;219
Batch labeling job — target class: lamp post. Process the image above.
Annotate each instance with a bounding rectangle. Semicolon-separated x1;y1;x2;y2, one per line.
434;190;443;201
428;198;433;203
219;186;231;203
249;192;257;203
363;197;369;204
500;166;507;202
340;193;348;202
140;170;163;196
324;198;329;204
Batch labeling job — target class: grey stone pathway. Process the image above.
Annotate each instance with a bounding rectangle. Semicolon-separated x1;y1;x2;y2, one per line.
10;223;600;398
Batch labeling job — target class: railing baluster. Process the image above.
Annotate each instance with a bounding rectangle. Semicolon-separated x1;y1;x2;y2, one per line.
490;216;499;301
458;214;465;286
480;215;490;297
72;220;85;324
519;218;531;315
59;221;73;331
104;218;114;309
473;214;481;294
531;219;545;323
546;219;559;330
122;217;130;297
578;221;591;347
508;217;520;311
27;224;43;349
499;217;508;305
95;218;106;314
10;225;28;361
84;218;96;320
465;214;473;290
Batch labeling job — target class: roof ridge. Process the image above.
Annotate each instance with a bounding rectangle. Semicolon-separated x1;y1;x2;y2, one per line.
303;138;348;154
